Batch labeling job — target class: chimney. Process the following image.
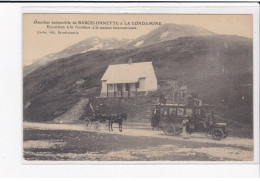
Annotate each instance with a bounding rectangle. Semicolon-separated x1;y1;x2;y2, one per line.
128;58;133;64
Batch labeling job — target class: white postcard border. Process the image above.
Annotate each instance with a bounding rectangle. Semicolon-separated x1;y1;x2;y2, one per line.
0;2;259;178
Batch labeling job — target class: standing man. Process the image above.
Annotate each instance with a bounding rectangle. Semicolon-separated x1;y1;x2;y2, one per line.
182;115;190;139
208;111;216;125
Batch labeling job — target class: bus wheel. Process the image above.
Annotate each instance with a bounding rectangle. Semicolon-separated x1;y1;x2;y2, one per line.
211;128;224;140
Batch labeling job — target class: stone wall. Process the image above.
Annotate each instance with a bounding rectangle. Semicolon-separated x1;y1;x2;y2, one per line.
80;92;158;122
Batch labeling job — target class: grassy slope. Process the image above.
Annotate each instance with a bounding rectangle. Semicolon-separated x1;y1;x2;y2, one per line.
24;35;253;123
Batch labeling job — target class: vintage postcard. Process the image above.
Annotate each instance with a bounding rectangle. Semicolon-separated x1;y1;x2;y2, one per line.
23;13;254;161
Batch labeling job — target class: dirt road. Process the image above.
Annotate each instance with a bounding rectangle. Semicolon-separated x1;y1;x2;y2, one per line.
23;122;254;161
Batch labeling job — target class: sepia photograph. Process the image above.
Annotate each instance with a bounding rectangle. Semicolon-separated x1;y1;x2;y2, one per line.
23;13;254;162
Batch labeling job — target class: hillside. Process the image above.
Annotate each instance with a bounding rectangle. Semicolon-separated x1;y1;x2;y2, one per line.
23;37;130;76
24;35;253;123
23;24;215;76
123;24;215;49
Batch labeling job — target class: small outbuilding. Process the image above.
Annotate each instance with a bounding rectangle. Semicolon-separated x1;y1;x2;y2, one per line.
100;61;157;97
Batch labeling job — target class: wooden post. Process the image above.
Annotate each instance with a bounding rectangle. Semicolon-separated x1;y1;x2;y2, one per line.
159;103;161;122
118;98;121;114
172;81;174;104
121;84;123;98
107;84;108;97
114;84;116;97
126;83;130;97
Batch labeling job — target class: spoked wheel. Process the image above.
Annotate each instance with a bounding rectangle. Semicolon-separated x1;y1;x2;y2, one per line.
211;128;224;140
163;124;175;135
92;121;101;131
83;118;92;130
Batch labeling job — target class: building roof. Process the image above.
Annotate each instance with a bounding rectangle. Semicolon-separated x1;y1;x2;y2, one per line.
101;61;154;84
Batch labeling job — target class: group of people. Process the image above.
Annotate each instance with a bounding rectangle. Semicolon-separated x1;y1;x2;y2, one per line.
181;112;216;139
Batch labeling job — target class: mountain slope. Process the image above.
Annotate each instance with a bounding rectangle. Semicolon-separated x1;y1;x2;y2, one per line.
24;35;253;123
24;24;216;76
123;24;216;49
23;37;130;76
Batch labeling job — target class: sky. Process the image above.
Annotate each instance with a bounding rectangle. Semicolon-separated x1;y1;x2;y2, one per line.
23;14;252;66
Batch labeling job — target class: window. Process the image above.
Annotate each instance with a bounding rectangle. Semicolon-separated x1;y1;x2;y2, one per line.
196;108;201;115
177;108;184;116
136;82;139;88
169;108;177;116
160;108;167;116
117;84;122;91
108;84;113;91
186;108;193;116
164;109;168;116
125;83;130;91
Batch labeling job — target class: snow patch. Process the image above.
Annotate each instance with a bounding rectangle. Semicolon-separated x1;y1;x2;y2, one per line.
160;32;169;39
133;40;144;47
88;43;104;51
80;48;91;53
127;39;134;43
